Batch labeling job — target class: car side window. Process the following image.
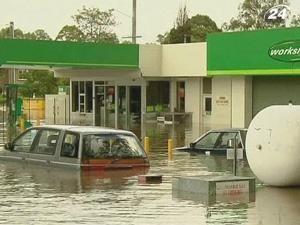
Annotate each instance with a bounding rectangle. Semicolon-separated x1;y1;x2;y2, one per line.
215;132;239;149
61;132;80;158
13;129;39;152
194;132;220;149
32;129;60;155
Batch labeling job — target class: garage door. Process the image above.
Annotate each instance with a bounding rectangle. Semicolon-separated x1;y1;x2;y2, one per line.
253;76;300;116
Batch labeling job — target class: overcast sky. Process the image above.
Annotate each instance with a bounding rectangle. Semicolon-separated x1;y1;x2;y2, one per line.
1;0;300;43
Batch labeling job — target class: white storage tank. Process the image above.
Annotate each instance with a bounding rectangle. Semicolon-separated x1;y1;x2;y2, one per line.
246;105;300;186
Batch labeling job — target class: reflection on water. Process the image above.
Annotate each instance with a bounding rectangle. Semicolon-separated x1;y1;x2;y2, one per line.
0;122;299;224
246;187;300;225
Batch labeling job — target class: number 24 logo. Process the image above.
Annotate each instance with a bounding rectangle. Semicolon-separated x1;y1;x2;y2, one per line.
264;5;291;22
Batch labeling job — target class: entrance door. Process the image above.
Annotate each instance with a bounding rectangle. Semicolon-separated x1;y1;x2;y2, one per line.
95;85;105;126
94;84;115;128
128;86;141;135
116;86;141;131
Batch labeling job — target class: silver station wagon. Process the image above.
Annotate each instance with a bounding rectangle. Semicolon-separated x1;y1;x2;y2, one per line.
1;125;150;170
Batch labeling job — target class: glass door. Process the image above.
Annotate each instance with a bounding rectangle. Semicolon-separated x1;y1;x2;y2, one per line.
105;86;115;128
94;82;115;128
95;85;105;126
117;86;128;129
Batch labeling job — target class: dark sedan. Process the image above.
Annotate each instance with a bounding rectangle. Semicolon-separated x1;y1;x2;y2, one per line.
175;128;247;155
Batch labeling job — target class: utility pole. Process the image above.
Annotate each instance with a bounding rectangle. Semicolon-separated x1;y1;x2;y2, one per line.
132;0;137;44
9;21;15;84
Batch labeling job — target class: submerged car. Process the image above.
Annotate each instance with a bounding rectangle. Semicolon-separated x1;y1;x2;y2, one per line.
175;128;247;155
0;125;149;169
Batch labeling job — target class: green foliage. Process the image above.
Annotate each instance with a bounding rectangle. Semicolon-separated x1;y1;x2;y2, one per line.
18;70;67;97
190;15;221;42
0;26;52;40
222;0;300;31
56;6;119;43
157;5;220;44
55;25;85;42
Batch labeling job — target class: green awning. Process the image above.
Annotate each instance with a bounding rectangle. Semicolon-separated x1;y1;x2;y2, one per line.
0;39;139;70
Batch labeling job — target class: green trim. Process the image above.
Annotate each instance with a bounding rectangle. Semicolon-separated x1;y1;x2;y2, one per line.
208;69;300;76
7;61;138;69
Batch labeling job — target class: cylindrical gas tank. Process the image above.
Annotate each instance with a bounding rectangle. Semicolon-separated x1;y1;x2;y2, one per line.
246;105;300;186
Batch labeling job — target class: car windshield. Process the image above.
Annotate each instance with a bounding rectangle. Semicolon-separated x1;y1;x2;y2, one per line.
82;134;146;159
194;131;242;150
240;130;247;148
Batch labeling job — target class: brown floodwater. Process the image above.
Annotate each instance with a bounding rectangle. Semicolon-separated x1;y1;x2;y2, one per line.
0;122;300;225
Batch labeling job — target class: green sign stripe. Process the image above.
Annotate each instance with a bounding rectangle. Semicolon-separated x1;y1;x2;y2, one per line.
207;27;300;75
0;39;139;69
208;69;300;76
6;60;139;69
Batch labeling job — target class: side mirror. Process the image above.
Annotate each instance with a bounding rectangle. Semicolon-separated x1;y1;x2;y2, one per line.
190;142;196;149
4;143;12;151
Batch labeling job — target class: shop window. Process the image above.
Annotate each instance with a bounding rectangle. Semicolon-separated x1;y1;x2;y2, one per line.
146;81;170;112
203;78;212;94
86;81;93;113
72;81;78;112
205;96;212;115
72;81;93;113
177;81;185;112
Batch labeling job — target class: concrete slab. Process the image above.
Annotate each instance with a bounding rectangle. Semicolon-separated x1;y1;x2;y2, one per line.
172;175;256;204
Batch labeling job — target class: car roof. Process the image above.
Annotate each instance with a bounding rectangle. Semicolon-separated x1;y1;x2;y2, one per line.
35;125;134;135
207;128;247;133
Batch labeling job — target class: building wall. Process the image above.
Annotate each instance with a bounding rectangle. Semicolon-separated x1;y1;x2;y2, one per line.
139;43;207;77
211;77;232;128
212;76;252;129
139;44;161;77
161;43;206;77
231;76;252;128
185;78;201;124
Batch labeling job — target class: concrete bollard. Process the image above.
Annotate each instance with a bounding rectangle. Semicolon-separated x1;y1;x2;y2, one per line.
168;138;173;160
144;137;150;154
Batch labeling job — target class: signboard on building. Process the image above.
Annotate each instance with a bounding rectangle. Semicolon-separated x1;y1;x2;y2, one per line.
216;96;229;105
269;40;300;62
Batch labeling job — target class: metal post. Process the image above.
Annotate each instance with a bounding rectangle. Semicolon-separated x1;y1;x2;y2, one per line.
233;137;237;176
10;22;15;84
132;0;137;44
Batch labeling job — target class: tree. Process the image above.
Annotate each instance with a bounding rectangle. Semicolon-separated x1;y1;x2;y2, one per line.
23;29;52;40
55;25;84;42
0;25;52;40
157;5;220;44
222;0;300;31
0;27;25;39
158;5;191;44
57;6;119;43
19;70;68;97
190;15;221;42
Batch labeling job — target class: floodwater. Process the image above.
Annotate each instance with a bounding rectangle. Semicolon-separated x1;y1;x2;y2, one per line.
0;123;300;225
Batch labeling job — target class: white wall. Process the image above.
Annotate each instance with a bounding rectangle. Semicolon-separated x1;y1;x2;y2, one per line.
161;43;207;77
212;76;253;129
139;44;162;77
185;78;202;124
212;77;232;128
139;43;207;77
